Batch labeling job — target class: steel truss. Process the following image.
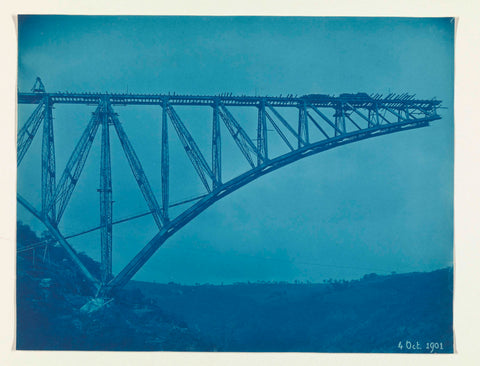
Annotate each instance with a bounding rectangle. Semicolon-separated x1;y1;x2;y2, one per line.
17;82;442;298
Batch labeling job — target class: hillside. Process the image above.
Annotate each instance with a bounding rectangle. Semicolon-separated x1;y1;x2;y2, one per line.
128;269;453;353
16;222;212;351
16;222;453;352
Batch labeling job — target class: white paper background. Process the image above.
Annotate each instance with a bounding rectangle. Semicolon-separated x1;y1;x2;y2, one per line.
1;1;479;365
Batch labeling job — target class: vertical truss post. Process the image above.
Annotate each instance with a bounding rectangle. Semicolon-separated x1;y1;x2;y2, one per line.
99;97;113;284
212;99;222;188
257;99;268;165
298;101;309;147
41;96;56;221
161;100;170;220
374;103;380;125
368;107;379;126
335;103;346;135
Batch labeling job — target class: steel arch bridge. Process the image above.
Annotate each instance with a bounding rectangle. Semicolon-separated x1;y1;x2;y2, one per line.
17;78;442;298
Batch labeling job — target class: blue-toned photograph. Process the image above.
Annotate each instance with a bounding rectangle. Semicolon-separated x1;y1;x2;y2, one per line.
16;16;454;352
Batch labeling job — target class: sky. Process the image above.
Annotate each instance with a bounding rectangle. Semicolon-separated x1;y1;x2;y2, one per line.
16;16;454;285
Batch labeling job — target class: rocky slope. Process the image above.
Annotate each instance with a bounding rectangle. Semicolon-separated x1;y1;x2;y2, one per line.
16;222;453;352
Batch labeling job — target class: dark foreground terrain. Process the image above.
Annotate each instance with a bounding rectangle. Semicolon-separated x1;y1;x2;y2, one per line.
16;222;453;352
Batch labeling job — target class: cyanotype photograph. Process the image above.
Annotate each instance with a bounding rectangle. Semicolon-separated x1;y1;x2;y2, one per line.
16;16;454;352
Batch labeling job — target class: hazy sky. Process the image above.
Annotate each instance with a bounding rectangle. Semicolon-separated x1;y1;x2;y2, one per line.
17;16;454;284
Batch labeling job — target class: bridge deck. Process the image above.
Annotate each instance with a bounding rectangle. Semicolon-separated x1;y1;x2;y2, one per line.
18;92;441;110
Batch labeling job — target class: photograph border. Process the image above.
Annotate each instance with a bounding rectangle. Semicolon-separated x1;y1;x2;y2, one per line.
2;0;479;365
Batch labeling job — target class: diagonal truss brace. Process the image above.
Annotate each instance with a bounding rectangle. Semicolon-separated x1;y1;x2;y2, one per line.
345;102;379;127
166;105;217;192
375;102;407;123
308;104;343;135
17;101;45;165
265;104;306;147
109;104;166;229
50;105;102;224
264;109;294;151
218;104;262;169
306;111;330;139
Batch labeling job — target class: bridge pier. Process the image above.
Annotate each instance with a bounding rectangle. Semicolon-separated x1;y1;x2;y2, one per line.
99;98;113;284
